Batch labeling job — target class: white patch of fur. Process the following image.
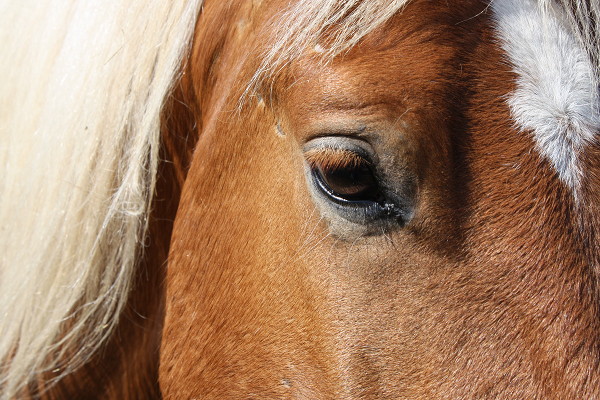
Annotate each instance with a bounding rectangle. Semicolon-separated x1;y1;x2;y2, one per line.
492;0;600;192
0;0;202;397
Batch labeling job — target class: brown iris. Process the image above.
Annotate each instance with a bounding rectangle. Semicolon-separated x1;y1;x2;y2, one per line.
305;148;380;202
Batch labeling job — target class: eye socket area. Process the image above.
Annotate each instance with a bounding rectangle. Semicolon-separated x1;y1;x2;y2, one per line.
305;148;382;204
302;137;414;232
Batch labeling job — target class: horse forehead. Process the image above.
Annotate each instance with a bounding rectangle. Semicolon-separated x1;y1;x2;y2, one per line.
274;6;478;142
272;0;600;196
278;59;453;148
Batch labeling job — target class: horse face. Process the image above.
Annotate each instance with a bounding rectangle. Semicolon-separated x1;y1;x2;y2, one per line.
160;0;600;398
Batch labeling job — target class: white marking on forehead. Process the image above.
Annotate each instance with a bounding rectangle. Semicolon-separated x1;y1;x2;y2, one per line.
492;0;600;193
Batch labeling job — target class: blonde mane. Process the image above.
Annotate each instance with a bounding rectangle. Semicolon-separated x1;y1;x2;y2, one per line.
0;0;598;397
0;1;202;396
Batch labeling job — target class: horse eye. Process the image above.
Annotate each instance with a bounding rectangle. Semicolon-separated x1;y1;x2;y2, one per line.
304;141;409;228
312;160;381;203
305;147;384;206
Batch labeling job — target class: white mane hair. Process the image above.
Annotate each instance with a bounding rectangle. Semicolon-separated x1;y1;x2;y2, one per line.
1;0;598;397
0;0;202;397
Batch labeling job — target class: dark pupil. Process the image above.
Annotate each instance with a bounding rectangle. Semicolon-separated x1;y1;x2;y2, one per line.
317;163;379;201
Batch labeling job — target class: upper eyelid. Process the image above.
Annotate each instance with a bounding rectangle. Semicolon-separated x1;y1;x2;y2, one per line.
303;136;378;163
304;148;372;171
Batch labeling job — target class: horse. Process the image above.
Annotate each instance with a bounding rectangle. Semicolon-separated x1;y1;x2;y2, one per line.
2;0;600;398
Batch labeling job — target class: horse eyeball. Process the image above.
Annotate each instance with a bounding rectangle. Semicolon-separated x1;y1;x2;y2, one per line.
313;160;381;203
